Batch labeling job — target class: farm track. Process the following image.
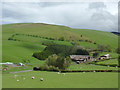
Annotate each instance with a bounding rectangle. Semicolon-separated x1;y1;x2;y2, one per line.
9;70;32;73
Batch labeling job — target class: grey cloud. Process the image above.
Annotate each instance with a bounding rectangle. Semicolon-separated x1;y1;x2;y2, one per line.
88;2;117;31
89;2;106;10
2;2;118;32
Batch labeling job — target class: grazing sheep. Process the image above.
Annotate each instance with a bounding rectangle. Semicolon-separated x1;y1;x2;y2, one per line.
57;72;60;74
62;73;65;76
116;66;118;68
40;78;44;81
107;65;110;67
17;80;19;82
32;76;35;79
14;75;17;79
93;70;96;72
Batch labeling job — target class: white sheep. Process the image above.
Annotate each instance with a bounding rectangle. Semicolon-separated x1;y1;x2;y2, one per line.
57;72;60;74
32;76;35;79
40;78;44;81
14;75;18;79
93;70;96;72
62;73;65;76
17;80;19;82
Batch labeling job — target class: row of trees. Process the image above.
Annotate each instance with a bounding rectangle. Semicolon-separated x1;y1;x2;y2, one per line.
33;44;89;60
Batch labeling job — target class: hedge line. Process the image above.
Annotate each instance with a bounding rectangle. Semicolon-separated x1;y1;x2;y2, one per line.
33;67;119;72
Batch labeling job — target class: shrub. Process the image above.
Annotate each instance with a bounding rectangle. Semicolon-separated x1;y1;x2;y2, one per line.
59;37;65;41
33;51;53;60
77;49;88;55
8;37;13;40
93;52;99;58
97;44;112;52
45;54;71;70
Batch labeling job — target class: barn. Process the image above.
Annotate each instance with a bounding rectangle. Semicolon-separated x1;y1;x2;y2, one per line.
70;55;93;64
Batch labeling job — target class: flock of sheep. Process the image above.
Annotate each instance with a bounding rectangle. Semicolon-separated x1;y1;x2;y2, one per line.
14;72;66;82
14;71;98;82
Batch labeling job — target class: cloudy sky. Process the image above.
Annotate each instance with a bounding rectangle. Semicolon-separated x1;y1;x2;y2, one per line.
2;2;118;32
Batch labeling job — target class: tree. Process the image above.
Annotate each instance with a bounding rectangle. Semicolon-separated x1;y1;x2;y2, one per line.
93;52;99;58
59;37;65;41
45;54;71;70
97;44;106;51
105;45;111;52
75;49;89;55
116;48;120;54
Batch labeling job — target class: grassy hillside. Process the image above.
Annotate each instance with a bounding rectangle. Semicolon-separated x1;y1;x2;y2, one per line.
72;29;118;49
2;23;118;64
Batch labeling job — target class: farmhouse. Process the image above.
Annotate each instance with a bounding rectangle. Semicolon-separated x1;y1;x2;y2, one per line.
99;54;110;60
70;55;93;64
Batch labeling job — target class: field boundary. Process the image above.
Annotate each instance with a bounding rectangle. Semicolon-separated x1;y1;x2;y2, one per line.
33;67;120;72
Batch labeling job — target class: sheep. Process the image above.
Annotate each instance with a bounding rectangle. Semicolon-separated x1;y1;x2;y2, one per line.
57;72;60;74
14;75;17;79
17;80;19;82
93;70;96;72
62;73;65;76
40;78;44;81
116;66;118;68
31;76;35;79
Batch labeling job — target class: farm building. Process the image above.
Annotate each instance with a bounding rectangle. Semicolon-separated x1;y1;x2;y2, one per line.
99;54;110;60
70;55;93;64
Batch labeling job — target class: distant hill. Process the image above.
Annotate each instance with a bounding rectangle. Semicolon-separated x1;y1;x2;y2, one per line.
111;32;120;36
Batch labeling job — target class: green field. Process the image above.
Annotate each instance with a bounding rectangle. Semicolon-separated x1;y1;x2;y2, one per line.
69;63;118;70
96;59;118;66
2;71;118;88
2;23;119;88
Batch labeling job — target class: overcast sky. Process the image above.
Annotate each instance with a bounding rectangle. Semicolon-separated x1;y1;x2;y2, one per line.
2;2;118;32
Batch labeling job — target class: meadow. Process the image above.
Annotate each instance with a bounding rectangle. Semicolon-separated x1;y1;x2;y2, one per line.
2;71;118;88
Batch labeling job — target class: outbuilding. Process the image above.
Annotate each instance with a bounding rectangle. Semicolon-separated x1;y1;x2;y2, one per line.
70;55;92;64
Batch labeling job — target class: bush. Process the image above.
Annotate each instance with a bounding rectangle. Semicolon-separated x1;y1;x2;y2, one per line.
75;49;89;55
42;41;56;46
93;52;99;58
45;54;71;70
33;51;53;60
8;37;13;40
59;37;65;41
97;45;112;52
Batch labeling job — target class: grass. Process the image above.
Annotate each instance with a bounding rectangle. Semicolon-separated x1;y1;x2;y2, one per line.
2;23;118;49
2;71;118;88
68;63;118;70
72;29;118;50
96;59;118;66
2;40;45;63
